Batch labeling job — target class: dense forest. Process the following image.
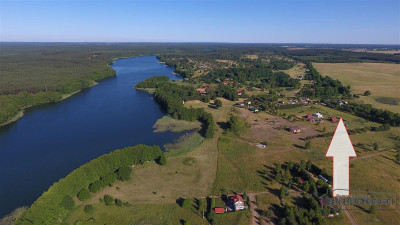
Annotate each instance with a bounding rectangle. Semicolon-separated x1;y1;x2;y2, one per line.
15;144;165;224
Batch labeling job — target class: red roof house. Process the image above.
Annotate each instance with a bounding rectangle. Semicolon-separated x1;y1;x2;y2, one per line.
331;117;338;123
204;83;211;88
196;88;207;94
306;114;313;120
237;90;242;96
228;194;245;211
213;207;225;214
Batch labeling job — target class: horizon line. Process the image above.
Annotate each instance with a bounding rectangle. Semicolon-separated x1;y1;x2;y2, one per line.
1;41;399;46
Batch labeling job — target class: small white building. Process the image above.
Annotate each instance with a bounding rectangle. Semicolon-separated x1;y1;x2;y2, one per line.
313;112;323;119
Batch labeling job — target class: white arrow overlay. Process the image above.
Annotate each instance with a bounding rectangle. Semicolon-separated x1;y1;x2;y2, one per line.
325;118;357;197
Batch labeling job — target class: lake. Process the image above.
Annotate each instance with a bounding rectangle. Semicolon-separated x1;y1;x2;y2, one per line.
0;56;183;217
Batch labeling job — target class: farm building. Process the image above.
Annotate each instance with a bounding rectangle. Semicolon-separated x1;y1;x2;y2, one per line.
228;194;245;211
213;207;225;214
289;126;301;133
204;83;211;88
236;102;245;106
237;90;242;96
330;117;338;123
305;114;313;120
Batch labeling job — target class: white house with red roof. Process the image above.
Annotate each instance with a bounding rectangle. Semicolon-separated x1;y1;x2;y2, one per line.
228;194;245;211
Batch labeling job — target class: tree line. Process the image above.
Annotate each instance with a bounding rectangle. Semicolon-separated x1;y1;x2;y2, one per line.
206;67;299;88
15;145;165;225
134;75;169;88
299;62;351;99
329;102;400;126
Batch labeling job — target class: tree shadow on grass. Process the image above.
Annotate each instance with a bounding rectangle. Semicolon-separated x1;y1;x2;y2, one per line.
293;144;305;149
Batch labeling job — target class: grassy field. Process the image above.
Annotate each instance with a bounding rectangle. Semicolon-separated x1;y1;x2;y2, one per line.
65;203;209;225
313;63;400;113
164;132;205;157
153;115;202;133
62;95;400;225
282;62;307;78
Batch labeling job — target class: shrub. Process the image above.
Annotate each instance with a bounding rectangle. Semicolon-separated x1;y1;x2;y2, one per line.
117;167;131;181
305;141;312;149
60;196;75;210
158;154;167;165
77;188;91;201
84;205;94;213
182;198;191;208
115;198;123;207
214;99;222;108
364;90;371;96
104;195;113;206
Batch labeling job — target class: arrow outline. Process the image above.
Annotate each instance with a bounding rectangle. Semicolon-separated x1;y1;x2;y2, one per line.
325;117;357;197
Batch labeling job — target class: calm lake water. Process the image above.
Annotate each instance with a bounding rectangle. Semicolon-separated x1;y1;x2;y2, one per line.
0;56;183;217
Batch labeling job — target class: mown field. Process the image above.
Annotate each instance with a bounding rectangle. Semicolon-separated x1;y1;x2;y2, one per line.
313;63;400;113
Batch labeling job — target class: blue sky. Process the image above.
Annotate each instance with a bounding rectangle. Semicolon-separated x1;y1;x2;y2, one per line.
1;0;399;44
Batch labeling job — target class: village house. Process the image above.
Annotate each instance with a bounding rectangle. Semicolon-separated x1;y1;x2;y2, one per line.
196;88;207;94
305;114;313;120
289;126;301;133
228;194;245;211
236;102;245;107
330;117;338;123
204;83;211;88
237;90;242;96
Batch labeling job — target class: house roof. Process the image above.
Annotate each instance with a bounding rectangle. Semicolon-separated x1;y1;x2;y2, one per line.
306;114;313;119
229;194;244;203
331;117;338;122
213;207;225;214
196;88;207;94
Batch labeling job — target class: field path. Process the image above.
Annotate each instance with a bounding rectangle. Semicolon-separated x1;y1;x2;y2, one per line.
341;205;358;225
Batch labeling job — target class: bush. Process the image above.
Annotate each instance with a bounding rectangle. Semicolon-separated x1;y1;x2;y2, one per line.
214;99;222;108
84;205;94;213
104;195;113;206
115;198;123;207
305;141;312;149
364;90;371;96
182;198;191;208
184;220;191;225
158;154;167;165
60;196;75;210
117;167;132;181
77;188;91;201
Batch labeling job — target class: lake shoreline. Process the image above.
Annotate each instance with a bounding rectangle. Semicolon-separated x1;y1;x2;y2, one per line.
0;81;99;128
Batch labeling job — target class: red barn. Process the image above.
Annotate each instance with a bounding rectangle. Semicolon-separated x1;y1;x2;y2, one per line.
331;117;338;123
